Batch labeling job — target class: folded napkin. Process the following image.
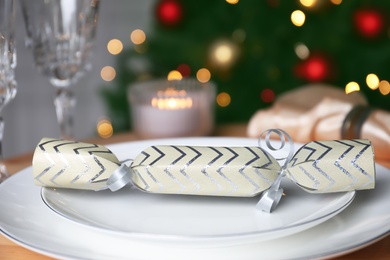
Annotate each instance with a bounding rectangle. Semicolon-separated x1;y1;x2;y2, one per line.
247;84;390;161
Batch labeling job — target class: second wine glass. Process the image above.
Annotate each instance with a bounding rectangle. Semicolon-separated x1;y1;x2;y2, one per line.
20;0;100;139
0;0;17;183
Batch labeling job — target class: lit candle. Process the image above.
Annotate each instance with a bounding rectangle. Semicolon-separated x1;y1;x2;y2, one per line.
128;79;215;138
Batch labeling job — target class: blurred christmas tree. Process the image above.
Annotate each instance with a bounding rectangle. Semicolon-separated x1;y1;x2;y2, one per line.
101;0;390;132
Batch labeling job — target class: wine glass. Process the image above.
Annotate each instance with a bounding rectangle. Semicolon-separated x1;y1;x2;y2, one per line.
0;0;17;183
20;0;99;139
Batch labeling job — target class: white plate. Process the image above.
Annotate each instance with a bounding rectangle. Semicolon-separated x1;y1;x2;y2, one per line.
40;138;354;243
0;138;389;260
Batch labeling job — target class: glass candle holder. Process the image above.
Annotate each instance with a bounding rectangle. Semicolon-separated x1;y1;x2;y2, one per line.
128;78;216;139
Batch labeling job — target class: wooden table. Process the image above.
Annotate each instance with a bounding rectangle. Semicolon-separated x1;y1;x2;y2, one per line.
1;124;389;259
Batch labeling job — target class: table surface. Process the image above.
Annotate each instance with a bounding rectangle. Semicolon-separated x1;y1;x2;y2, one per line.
1;124;389;260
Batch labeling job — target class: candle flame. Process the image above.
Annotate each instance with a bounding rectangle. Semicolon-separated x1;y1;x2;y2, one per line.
152;88;193;109
152;97;193;109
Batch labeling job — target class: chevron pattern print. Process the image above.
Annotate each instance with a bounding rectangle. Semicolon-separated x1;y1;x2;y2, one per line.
131;145;280;197
286;139;375;193
33;138;121;190
32;138;375;196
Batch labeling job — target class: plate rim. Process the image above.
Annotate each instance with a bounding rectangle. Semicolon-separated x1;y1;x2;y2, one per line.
40;186;356;241
39;136;355;242
1;137;389;260
1;166;389;260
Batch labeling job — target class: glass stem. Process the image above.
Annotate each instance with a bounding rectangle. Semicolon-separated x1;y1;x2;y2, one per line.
0;116;8;183
54;88;76;140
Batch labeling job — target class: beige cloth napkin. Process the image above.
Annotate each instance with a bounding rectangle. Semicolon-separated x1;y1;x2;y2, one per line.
247;84;390;161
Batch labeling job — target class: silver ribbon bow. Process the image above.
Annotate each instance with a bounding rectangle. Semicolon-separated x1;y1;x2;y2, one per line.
256;129;294;212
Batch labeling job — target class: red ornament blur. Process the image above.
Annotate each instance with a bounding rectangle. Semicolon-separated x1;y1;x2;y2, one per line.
353;9;384;38
177;64;191;77
294;55;330;82
156;0;183;27
260;88;275;103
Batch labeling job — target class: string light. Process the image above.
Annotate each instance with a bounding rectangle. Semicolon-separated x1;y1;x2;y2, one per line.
167;70;182;80
130;29;146;45
291;10;306;27
100;66;116;82
216;92;231;107
345;81;360;94
196;68;211;83
366;73;380;90
299;0;316;8
107;39;123;55
97;119;113;138
209;40;238;68
294;43;310;59
330;0;342;5
214;44;233;63
226;0;239;4
379;80;390;95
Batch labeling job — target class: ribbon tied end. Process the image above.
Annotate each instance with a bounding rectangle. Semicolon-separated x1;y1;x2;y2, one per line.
256;187;284;213
106;164;134;192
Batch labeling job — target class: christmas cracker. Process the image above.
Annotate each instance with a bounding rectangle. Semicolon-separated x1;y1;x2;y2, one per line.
32;137;375;197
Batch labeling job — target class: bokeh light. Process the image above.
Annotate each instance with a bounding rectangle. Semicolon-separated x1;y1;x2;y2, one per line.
216;92;231;107
295;43;310;59
100;66;116;81
291;10;306;27
209;40;238;68
177;64;191;77
232;29;246;43
330;0;342;5
97;119;113;138
107;39;123;55
366;73;380;90
130;29;146;45
214;44;233;64
226;0;239;4
196;68;211;83
167;70;183;80
299;0;316;8
345;81;360;94
261;88;275;103
379;80;390;95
